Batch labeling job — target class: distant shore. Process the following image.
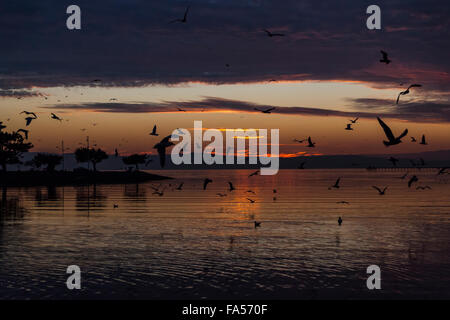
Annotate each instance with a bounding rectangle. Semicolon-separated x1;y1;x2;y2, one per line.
0;170;172;187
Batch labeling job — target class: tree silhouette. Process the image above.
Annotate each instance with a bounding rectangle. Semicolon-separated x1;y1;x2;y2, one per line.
27;153;62;172
75;147;108;172
0;128;33;172
122;154;147;171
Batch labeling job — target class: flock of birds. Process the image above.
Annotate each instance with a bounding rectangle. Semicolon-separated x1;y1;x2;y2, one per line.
2;7;448;230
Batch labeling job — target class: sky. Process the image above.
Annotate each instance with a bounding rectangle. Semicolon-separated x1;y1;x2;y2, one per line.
0;0;449;158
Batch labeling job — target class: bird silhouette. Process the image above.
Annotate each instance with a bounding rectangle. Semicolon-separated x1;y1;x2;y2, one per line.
176;182;184;190
150;125;159;136
247;198;255;203
170;6;190;23
337;201;350;205
345;123;353;131
113;204;118;208
51;113;62;121
20;111;37;118
350;117;359;123
408;175;419;188
25;115;37;126
338;217;343;226
254;107;276;114
396;84;422;104
153;135;175;168
203;178;212;190
411;136;417;142
177;107;187;112
293;138;306;143
379;50;391;64
307;136;316;148
329;178;341;189
377;117;408;146
16;129;29;139
419;134;428;145
263;29;285;37
437;167;449;176
249;170;259;177
254;221;261;228
228;181;235;192
246;190;256;194
397;172;409;180
372;186;388;195
388;157;399;167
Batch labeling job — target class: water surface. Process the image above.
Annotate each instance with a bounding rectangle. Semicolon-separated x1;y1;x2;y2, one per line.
1;169;449;299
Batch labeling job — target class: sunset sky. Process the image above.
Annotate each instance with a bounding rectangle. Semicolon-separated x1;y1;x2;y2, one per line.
0;0;449;158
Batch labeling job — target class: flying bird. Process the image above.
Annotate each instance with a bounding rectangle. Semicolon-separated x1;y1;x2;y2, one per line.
411;137;417;142
25;115;37;126
377;117;408;146
51;113;62;121
177;107;187;112
176;182;184;190
379;50;391;64
437;167;449;176
153;135;175;167
345;124;353;131
419;135;428;145
350;117;359;123
337;201;350;205
396;84;422;104
263;29;285;37
170;6;190;23
228;181;235;192
16;129;29;139
408;175;419;188
254;221;261;228
329;178;341;190
306;136;316;148
149;125;159;136
249;170;259;177
254;107;276;114
372;186;388;195
247;198;256;203
397;172;409;180
20;111;37;118
203;178;213;190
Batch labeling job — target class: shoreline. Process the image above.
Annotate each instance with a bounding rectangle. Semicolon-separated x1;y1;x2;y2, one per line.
0;170;172;187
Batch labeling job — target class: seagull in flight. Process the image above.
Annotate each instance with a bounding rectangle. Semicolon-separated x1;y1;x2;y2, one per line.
16;129;29;139
419;134;428;145
170;6;190;23
25;115;37;126
350;117;359;124
372;186;388;195
377;117;408;146
203;178;212;190
149;125;159;136
249;170;259;177
228;181;235;192
51;113;62;121
396;84;422;104
254;221;261;228
408;175;419;188
176;182;184;190
329;178;341;190
306;136;316;148
397;172;409;180
20;111;37;118
379;50;391;64
247;198;256;203
254;107;276;114
345;123;353;131
153;135;175;168
263;29;285;37
411;136;417;142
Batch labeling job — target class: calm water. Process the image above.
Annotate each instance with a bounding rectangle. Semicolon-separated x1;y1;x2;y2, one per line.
1;169;450;299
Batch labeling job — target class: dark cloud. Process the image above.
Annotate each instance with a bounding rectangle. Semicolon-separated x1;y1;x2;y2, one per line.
0;89;44;98
0;0;449;91
42;96;450;122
